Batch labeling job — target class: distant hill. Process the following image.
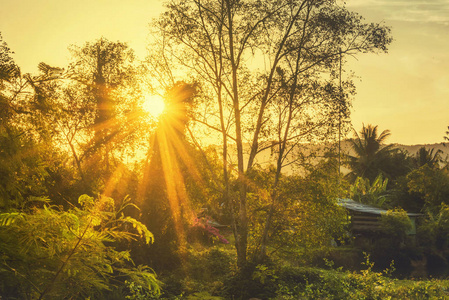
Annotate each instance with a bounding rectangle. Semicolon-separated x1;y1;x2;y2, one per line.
217;142;449;176
339;141;449;158
393;143;449;159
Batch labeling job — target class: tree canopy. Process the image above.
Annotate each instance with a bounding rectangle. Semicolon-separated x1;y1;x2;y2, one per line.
346;124;395;182
149;0;392;268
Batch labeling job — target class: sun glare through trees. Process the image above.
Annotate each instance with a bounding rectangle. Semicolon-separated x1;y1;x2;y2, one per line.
142;93;166;118
2;1;449;299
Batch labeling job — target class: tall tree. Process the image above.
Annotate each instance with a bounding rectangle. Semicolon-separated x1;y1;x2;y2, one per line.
0;33;53;209
150;0;391;268
67;38;141;168
23;38;151;199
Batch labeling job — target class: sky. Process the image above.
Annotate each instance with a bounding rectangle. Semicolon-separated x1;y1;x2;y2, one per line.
0;0;448;145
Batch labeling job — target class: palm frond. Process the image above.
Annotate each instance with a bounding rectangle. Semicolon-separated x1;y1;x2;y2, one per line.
0;212;24;226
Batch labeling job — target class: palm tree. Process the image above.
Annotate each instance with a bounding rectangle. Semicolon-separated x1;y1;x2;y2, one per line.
347;124;394;182
413;147;443;169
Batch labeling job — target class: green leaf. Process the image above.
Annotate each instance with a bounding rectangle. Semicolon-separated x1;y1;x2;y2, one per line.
78;194;95;208
121;217;154;244
0;212;24;226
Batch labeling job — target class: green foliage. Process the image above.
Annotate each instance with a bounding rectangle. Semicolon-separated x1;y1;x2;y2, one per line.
125;277;160;300
149;245;236;298
205;247;235;277
380;208;412;238
418;203;449;249
350;174;390;207
245;160;347;263
0;126;52;209
252;264;278;285
392;279;449;300
0;32;19;83
0;194;159;299
407;165;449;212
389;175;425;213
0;211;23;226
273;258;449;300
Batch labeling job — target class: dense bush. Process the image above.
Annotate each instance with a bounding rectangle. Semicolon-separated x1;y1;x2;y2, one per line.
0;195;160;299
380;208;413;241
158;246;236;299
273;259;449;300
419;203;449;249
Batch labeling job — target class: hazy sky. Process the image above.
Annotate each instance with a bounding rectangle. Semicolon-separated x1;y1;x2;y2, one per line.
346;0;449;145
1;0;448;145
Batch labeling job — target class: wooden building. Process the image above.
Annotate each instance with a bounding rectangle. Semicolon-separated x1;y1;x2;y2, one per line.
338;199;421;235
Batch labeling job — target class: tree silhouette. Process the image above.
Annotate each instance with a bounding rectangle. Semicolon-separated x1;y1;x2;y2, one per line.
0;32;19;83
413;147;443;169
347;124;394;182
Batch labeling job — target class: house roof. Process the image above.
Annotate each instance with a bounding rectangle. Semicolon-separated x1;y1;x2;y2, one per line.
337;199;422;217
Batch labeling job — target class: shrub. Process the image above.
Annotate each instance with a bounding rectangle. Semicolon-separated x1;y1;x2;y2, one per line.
419;203;449;249
0;195;160;299
158;246;236;299
380;208;412;237
274;257;449;300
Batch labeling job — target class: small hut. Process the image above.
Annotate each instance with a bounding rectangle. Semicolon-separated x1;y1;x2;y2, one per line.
338;199;421;236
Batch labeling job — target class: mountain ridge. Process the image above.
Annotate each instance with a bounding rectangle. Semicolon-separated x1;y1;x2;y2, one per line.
390;142;448;158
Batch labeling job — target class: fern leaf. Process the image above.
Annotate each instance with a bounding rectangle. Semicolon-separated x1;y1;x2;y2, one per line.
121;217;154;244
0;212;24;226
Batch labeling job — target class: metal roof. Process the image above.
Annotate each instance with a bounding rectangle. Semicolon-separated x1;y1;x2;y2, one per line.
337;199;422;217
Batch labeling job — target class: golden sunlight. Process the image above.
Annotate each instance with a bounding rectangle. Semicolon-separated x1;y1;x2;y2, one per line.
142;94;166;118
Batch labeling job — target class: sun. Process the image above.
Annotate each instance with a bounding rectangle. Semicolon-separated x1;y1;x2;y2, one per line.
142;94;166;118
